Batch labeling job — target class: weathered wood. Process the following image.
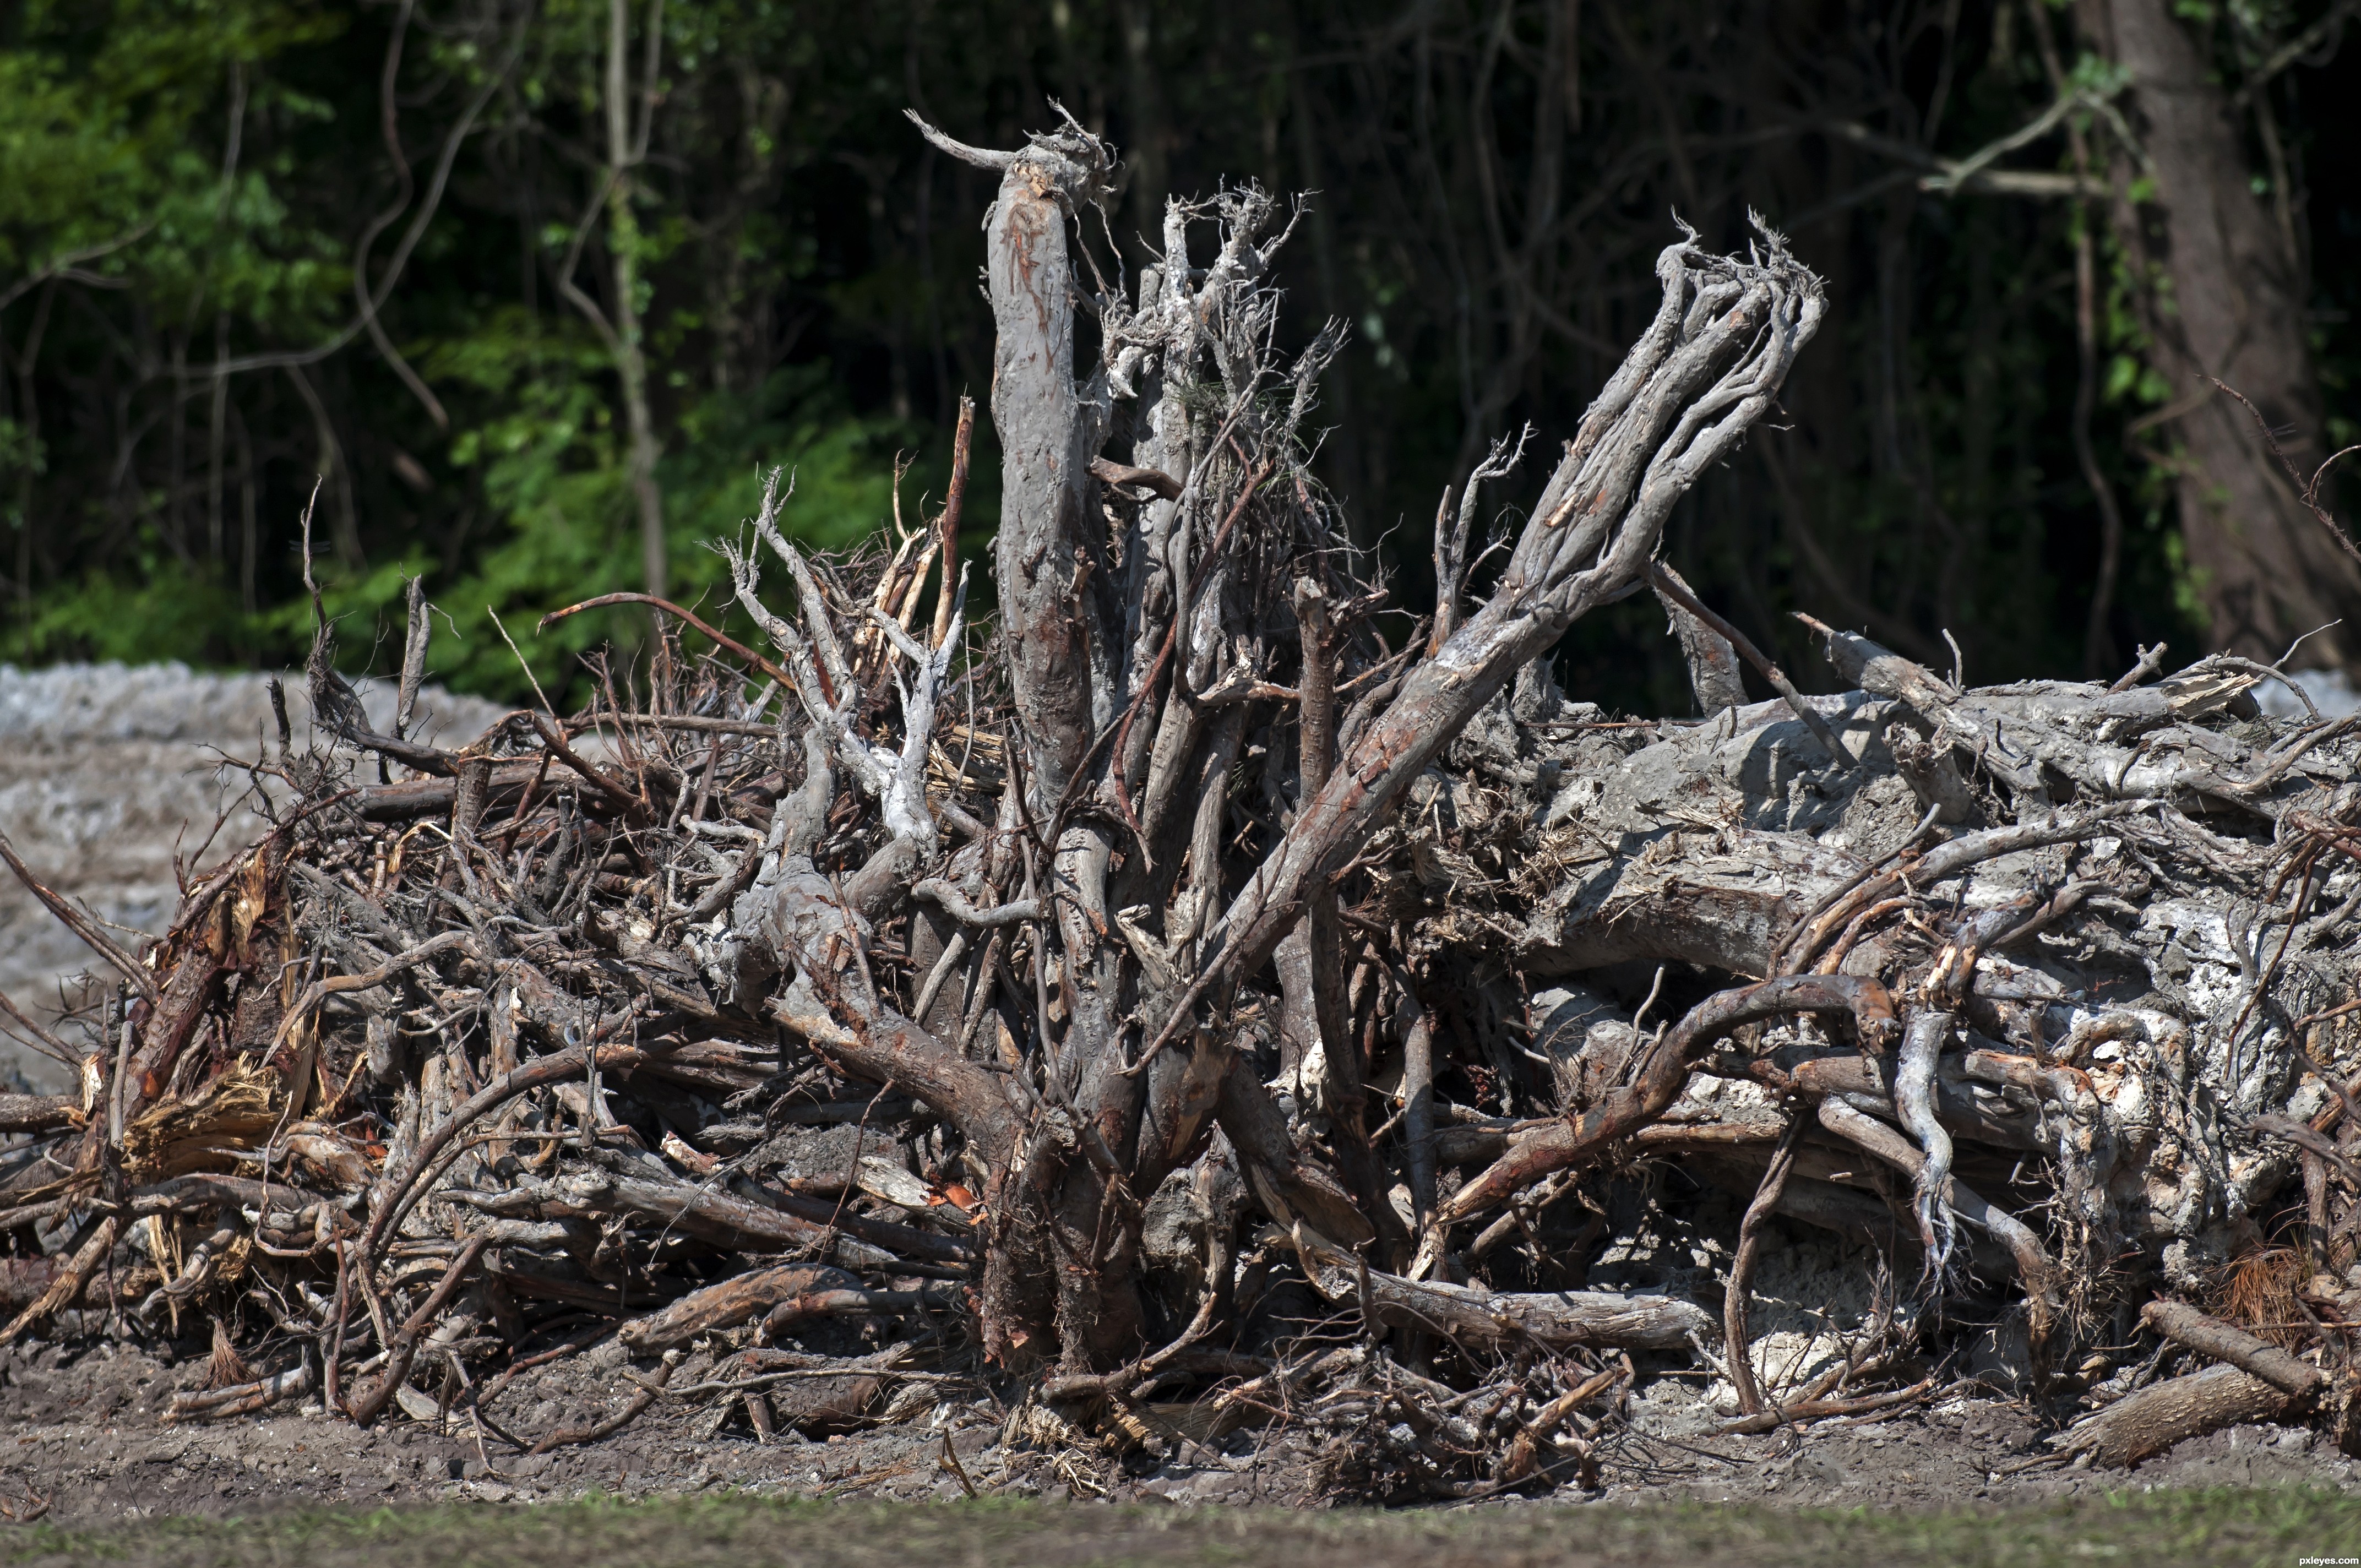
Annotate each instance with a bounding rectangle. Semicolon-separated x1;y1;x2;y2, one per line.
1292;1229;1712;1352
1438;976;1896;1226
1215;1054;1375;1250
1693;1158;1916;1255
1655;577;1748;716
0;1214;117;1347
356;760;556;822
2056;1363;2298;1468
2142;1300;2325;1397
0;1095;77;1135
559;1153;970;1268
14;101;2357;1485
1816;1098;2050;1294
619;1262;864;1352
1205;233;1826;1004
1784;1052;2044;1152
1725;1116;1804;1415
928;116;1112;802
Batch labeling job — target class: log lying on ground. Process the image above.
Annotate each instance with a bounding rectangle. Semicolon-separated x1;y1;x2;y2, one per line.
2142;1300;2328;1397
2055;1364;2302;1468
1291;1229;1713;1352
619;1263;870;1353
2052;1303;2351;1468
2054;1300;2352;1469
0;1096;77;1136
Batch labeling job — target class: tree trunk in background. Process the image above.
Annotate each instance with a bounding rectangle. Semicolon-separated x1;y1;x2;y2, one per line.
607;0;666;601
1115;0;1168;248
2079;0;2361;673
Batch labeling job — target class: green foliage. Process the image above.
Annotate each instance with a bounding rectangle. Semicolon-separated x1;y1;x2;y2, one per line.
0;2;350;313
417;315;922;704
0;0;936;702
1;0;2353;705
7;554;247;666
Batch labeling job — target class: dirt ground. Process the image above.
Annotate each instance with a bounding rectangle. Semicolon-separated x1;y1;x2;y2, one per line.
3;1327;2357;1527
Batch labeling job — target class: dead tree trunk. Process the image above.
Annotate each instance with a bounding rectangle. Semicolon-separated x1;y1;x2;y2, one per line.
827;111;1827;1373
2077;0;2361;671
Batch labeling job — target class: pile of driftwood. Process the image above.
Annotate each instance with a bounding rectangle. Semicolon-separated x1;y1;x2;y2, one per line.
4;115;2361;1495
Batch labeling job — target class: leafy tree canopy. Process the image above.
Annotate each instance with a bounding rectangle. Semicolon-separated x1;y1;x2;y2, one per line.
2;0;2356;710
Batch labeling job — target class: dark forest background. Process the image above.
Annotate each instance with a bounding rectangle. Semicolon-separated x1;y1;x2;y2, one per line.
2;0;2358;715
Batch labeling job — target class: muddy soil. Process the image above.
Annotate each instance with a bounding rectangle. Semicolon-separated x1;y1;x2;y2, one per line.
3;1330;2354;1526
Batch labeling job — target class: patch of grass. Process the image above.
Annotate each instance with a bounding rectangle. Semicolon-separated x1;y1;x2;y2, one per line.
2;1488;2357;1568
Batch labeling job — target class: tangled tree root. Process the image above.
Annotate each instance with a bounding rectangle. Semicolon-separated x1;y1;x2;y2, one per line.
4;111;2361;1493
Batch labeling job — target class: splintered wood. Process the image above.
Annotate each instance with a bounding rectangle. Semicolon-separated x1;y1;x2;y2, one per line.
3;115;2359;1496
